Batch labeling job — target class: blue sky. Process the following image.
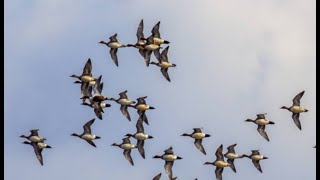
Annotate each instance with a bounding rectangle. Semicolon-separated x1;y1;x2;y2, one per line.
4;0;316;179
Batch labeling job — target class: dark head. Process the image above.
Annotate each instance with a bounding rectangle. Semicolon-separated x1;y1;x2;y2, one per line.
149;106;155;110
204;162;214;165
205;134;211;138
242;154;250;158
263;156;268;159
125;134;133;137
150;62;158;66
280;106;289;110
181;133;191;137
171;63;177;67
131;101;136;104
245;119;255;123
109;98;117;101
99;41;107;44
153;155;162;159
20;135;28;138
73;81;82;84
71;133;79;137
70;75;79;79
305;109;309;112
176;156;183;160
46;145;52;148
148;135;154;139
95;136;101;139
22;141;31;145
111;143;119;147
127;44;134;47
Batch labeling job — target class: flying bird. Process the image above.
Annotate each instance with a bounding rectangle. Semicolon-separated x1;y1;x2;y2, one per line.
99;33;127;66
224;144;243;173
153;147;182;179
181;128;210;155
127;19;147;59
131;96;155;125
150;46;176;82
204;144;230;180
243;150;268;173
281;91;309;130
71;118;101;147
110;90;136;121
245;113;275;141
126;118;154;159
20;129;46;143
111;137;137;166
23;141;47;166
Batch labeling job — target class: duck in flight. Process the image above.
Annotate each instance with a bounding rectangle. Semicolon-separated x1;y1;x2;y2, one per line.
99;33;126;66
20;129;46;143
150;46;176;82
245;113;275;142
181;128;210;155
153;147;182;179
224;144;243;173
127;19;147;59
204;144;230;180
125;118;154;159
110;90;136;121
243;150;268;173
71;118;101;147
281;91;309;130
23;141;48;166
111;137;137;166
131;96;155;125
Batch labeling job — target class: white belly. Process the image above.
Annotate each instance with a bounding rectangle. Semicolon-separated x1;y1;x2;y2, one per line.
256;119;269;126
290;106;305;113
159;62;172;68
121;144;135;150
252;155;264;161
192;133;205;140
29;136;44;142
215;161;229;167
118;99;132;105
145;44;159;51
225;153;239;160
37;143;47;149
136;104;150;111
163;155;177;161
81;134;96;140
153;38;164;45
108;42;123;48
135;133;148;140
81;76;94;82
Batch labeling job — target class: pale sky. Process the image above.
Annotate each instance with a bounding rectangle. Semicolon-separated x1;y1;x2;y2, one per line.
5;0;316;179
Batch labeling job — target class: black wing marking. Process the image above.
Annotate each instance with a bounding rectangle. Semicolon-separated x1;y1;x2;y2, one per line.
120;105;131;121
252;160;263;173
110;48;119;66
151;21;161;38
137;140;145;159
194;139;206;155
83;118;95;134
292;91;305;106
82;58;92;76
292;113;302;130
160;68;171;82
257;125;270;141
123;150;134;166
164;161;173;179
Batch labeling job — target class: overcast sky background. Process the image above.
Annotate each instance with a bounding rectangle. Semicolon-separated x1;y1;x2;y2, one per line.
4;0;316;179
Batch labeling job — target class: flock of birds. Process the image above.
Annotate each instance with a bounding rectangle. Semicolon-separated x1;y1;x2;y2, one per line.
19;19;315;180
